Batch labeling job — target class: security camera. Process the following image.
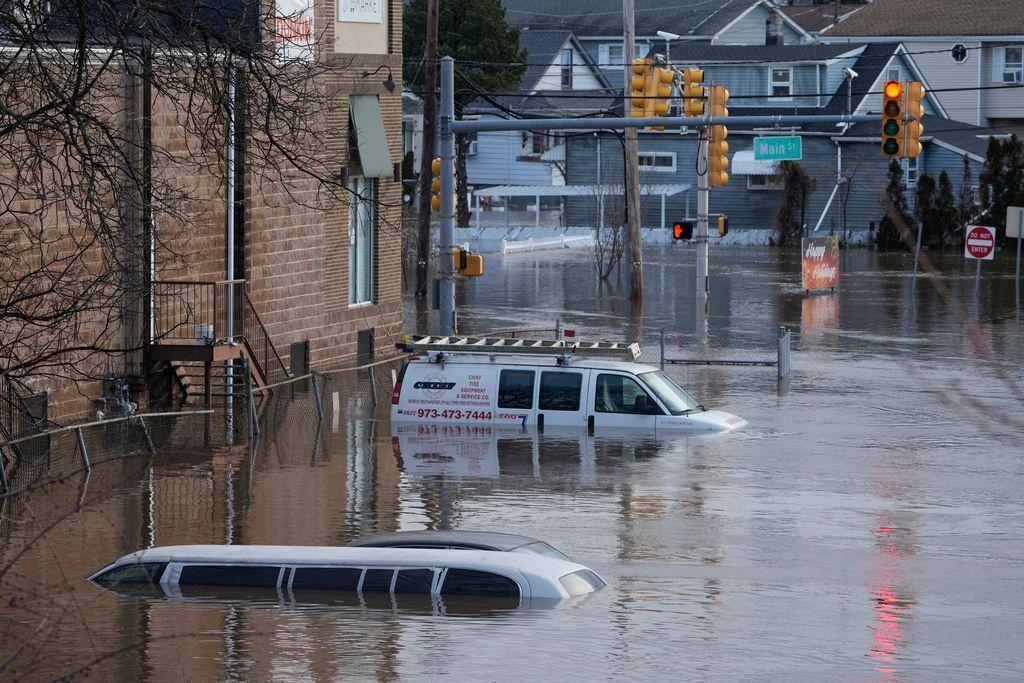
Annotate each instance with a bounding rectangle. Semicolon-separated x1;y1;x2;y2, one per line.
657;30;681;41
843;66;859;79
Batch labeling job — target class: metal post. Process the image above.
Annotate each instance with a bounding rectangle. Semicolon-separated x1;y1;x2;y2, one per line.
439;57;456;336
696;128;709;299
777;325;791;383
1015;211;1022;312
244;357;259;438
311;371;325;422
975;259;981;300
369;367;378;406
555;318;561;340
0;445;8;494
225;63;236;439
75;427;90;472
912;219;924;284
660;328;665;369
137;416;156;453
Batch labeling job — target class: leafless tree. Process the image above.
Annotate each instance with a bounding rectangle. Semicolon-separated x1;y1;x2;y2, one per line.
588;186;624;281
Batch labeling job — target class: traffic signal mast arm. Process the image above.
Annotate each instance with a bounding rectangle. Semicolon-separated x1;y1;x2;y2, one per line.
451;113;893;134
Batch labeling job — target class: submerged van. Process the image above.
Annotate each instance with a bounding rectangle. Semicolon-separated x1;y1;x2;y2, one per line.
392;336;745;432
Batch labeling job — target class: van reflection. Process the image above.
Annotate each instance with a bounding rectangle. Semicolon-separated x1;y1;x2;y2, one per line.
96;583;567;616
391;423;711;479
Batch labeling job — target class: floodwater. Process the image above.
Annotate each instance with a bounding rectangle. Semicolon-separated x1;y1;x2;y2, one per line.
3;246;1024;680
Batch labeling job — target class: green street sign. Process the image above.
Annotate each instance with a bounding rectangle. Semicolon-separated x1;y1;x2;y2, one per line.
754;136;802;161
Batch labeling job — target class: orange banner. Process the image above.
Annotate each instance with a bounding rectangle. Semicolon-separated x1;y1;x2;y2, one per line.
801;236;840;292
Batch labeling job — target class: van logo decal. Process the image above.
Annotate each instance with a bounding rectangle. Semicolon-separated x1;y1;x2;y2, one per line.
415;373;455;398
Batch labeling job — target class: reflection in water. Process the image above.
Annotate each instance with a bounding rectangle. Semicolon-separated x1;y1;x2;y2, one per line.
3;247;1024;678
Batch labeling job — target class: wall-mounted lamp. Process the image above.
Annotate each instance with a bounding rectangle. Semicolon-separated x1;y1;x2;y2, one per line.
362;65;396;93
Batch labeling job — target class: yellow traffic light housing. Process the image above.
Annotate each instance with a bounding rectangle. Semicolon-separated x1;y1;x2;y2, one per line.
709;84;729;118
630;59;650;119
904;81;925;158
430;157;455;213
708;121;729;188
881;81;903;157
682;68;704;117
718;215;729;237
644;66;675;130
453;248;484;277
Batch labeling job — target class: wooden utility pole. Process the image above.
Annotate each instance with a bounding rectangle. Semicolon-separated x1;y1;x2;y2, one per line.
623;0;643;301
415;0;439;297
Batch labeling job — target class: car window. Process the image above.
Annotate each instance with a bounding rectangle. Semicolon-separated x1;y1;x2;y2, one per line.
179;565;281;587
595;374;662;415
498;370;535;409
292;567;362;590
559;570;606;596
95;562;166;584
361;568;395;591
538;372;582;411
394;569;435;593
441;569;520;597
511;542;571;562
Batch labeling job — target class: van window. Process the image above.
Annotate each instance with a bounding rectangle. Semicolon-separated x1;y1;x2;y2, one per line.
95;562;166;584
179;565;281;587
538;372;582;411
498;370;535;408
559;569;606;596
361;568;395;591
441;569;520;597
394;568;435;593
292;567;362;590
595;374;662;415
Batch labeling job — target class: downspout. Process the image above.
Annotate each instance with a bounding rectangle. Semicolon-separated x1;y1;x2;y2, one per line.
143;47;154;350
976;41;983;127
225;60;236;440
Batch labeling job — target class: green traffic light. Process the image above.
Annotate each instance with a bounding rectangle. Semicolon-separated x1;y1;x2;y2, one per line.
882;138;900;155
883;119;901;136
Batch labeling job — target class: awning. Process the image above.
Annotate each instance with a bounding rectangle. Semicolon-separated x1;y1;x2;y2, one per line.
731;150;780;176
473;183;690;197
350;95;393;178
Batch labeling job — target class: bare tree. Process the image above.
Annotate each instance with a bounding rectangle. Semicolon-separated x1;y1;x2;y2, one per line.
588;186;624;280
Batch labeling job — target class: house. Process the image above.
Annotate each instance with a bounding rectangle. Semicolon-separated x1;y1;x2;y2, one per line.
1;0;404;423
562;41;993;236
820;0;1024;133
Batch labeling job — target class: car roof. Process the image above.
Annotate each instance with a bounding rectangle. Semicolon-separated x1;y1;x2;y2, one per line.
98;545;585;577
349;530;544;551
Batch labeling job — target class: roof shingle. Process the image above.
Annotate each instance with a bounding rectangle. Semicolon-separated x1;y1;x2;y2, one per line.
824;0;1024;38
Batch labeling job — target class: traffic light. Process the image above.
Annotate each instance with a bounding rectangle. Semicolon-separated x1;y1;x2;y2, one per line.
881;80;903;158
672;221;694;241
645;65;675;131
709;84;729;119
453;247;484;277
682;68;704;117
630;59;650;119
708;123;729;188
430;157;456;212
717;215;729;237
904;81;925;158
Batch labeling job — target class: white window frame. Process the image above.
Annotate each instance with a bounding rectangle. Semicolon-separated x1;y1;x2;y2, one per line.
638;152;676;173
747;175;784;191
886;65;901;83
560;47;574;90
599;42;623;68
348;176;375;306
769;66;792;101
901;155;920;188
1000;46;1023;83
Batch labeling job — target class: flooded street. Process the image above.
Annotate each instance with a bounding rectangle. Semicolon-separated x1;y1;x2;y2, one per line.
4;246;1024;679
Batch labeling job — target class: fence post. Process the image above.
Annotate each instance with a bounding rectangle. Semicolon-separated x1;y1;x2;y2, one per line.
777;326;791;383
660;328;665;370
555;318;561;341
243;357;260;438
75;427;91;472
137;416;156;453
0;444;9;494
369;367;378;407
311;371;325;422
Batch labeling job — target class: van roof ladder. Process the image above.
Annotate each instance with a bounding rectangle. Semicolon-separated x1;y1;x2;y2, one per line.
396;335;641;360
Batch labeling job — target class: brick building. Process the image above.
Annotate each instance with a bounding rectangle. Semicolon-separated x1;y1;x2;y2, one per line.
0;0;405;424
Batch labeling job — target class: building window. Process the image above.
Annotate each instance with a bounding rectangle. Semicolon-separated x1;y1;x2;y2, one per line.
599;42;623;67
561;47;573;89
532;132;548;154
770;67;792;99
1000;46;1023;83
748;175;784;191
902;155;920;187
950;43;969;64
886;65;901;83
348;176;375;305
638;152;676;172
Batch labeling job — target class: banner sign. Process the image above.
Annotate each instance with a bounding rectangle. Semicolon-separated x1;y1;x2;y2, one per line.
338;0;383;23
275;0;314;62
801;236;840;291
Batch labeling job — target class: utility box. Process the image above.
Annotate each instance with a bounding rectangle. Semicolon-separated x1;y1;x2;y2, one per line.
463;254;484;277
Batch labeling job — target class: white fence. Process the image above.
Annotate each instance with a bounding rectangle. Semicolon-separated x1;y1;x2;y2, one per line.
500;234;595;254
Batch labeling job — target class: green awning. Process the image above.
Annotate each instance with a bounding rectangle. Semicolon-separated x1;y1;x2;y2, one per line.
350;95;393;178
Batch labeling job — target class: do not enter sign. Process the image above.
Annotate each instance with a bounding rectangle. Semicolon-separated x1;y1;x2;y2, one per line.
965;225;996;260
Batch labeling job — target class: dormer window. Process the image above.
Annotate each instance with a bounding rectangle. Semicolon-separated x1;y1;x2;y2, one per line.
770;67;792;100
561;48;574;89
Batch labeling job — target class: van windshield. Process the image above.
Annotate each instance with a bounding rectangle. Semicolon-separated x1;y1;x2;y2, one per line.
639;371;702;415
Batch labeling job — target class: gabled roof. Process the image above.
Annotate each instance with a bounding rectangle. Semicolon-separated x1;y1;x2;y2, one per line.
823;0;1024;38
518;29;612;92
779;3;857;34
670;43;860;63
501;0;756;37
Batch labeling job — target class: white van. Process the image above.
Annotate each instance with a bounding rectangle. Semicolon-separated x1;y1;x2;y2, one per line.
391;336;745;432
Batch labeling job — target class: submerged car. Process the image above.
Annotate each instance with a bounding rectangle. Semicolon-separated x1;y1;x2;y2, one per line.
89;544;605;600
348;530;571;561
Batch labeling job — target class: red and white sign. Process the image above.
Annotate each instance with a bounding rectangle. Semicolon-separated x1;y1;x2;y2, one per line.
965;225;996;260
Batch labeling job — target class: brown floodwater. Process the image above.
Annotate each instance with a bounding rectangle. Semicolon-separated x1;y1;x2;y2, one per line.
2;246;1023;680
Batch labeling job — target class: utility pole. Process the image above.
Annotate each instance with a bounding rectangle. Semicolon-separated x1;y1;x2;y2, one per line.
438;57;456;336
415;0;439;297
696;123;709;300
623;0;643;301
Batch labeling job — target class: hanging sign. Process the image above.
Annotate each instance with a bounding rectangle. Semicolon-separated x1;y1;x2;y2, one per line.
801;235;840;291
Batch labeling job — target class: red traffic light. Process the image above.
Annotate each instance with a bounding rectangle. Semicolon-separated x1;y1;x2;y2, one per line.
884;81;902;99
672;221;693;241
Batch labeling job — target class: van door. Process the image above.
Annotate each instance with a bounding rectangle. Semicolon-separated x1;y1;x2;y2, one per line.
494;367;537;427
536;368;590;429
588;371;661;432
